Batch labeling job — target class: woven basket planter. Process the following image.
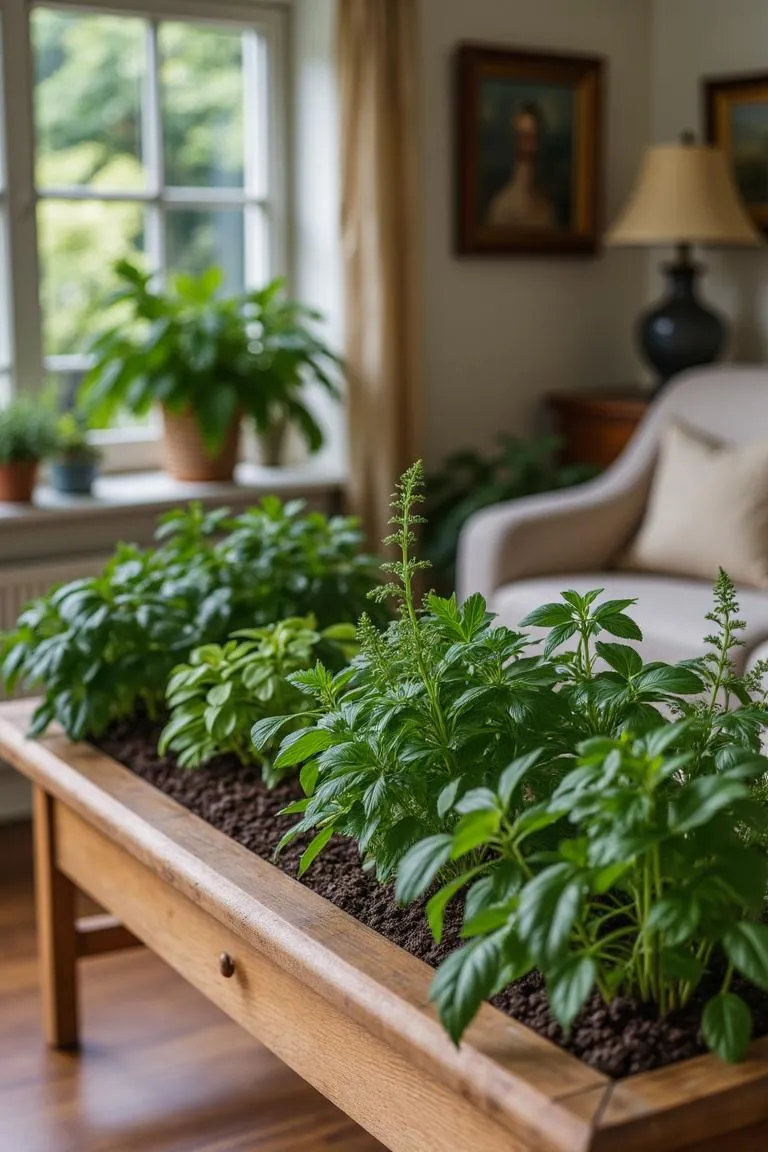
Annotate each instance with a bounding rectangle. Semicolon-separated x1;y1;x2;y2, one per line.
161;406;241;483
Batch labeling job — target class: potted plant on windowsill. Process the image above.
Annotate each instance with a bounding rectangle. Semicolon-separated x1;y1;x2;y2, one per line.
0;398;58;503
79;261;342;483
49;411;101;495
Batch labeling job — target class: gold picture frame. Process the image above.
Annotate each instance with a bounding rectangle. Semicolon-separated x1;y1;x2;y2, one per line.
456;44;604;256
705;72;768;235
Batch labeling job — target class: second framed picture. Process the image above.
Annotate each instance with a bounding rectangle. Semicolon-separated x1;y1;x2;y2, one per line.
705;72;768;235
456;44;604;256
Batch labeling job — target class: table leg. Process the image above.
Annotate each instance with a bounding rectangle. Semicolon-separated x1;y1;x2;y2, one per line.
33;786;79;1049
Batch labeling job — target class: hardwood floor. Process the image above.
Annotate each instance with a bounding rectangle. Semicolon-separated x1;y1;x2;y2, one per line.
0;821;384;1152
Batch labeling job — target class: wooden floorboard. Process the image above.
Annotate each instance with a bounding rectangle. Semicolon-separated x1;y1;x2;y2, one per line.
0;820;384;1152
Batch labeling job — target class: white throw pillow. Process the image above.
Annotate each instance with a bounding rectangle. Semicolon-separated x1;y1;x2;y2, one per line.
618;421;768;588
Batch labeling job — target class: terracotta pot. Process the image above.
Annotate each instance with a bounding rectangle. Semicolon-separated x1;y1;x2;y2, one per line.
0;459;38;503
161;406;241;483
258;419;289;468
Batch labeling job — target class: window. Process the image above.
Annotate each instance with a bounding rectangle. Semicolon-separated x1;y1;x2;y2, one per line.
0;26;10;406
0;0;287;468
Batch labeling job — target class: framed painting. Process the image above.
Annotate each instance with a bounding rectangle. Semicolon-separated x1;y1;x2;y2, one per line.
455;44;604;256
705;72;768;235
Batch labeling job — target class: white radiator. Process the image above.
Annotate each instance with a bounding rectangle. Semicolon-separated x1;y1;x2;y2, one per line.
0;553;110;631
0;553;110;822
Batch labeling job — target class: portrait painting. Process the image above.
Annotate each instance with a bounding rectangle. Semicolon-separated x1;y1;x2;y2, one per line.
706;72;768;234
456;46;604;255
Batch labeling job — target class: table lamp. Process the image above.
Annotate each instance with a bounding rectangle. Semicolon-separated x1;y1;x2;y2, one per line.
606;132;762;390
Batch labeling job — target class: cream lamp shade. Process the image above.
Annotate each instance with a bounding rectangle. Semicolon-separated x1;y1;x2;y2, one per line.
606;143;762;248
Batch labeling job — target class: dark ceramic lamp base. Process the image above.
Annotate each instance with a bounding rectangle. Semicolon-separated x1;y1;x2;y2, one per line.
639;245;725;392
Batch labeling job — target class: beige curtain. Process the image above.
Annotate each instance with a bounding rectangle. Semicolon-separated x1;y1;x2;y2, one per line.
338;0;421;549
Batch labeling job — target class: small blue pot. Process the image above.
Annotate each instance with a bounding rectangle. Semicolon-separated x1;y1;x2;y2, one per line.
49;458;99;495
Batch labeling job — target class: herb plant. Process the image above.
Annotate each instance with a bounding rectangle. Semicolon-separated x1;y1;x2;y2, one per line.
0;398;58;463
159;616;357;784
53;410;100;461
425;726;768;1062
79;260;341;456
264;463;705;879
1;498;382;740
266;463;768;1065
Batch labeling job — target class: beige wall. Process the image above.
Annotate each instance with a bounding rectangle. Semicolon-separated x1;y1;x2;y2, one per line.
649;0;768;364
418;0;652;466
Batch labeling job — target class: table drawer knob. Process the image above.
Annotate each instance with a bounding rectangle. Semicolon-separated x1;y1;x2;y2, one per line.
219;952;236;978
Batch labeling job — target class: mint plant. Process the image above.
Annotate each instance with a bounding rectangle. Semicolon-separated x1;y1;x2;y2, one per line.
159;616;357;784
1;498;382;739
258;462;576;879
424;727;768;1063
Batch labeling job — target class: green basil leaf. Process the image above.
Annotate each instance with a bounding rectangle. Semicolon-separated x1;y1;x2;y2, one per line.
672;776;750;833
429;932;505;1045
702;993;752;1064
298;824;335;876
520;603;573;628
455;787;499;815
274;726;333;770
633;663;704;695
598;612;643;641
546;955;596;1032
498;749;544;809
426;865;486;943
722;922;768;991
395;834;453;905
450;809;501;860
595;641;642;679
207;681;232;707
647;894;701;946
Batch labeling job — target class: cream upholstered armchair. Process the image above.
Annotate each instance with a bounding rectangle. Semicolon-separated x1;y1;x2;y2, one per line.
457;366;768;672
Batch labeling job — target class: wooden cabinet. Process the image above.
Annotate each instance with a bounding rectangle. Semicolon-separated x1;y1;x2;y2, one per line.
545;390;650;469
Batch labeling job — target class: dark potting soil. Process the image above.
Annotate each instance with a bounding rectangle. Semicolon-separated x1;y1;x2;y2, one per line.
95;718;768;1080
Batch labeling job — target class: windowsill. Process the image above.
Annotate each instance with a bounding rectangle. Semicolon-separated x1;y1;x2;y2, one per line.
0;461;346;525
0;462;347;565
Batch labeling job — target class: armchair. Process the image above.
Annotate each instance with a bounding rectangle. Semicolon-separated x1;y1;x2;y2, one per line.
457;366;768;670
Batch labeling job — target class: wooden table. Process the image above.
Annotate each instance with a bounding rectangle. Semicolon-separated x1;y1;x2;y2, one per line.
1;697;766;1152
546;389;651;469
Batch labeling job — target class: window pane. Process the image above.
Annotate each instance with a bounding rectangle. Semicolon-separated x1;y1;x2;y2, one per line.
38;201;145;356
166;207;245;294
160;22;244;188
0;206;10;371
32;9;146;191
0;373;10;405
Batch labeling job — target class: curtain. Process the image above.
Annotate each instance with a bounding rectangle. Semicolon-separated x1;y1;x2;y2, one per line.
337;0;421;549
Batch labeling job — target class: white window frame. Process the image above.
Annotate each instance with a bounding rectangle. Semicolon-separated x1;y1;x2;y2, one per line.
0;0;289;471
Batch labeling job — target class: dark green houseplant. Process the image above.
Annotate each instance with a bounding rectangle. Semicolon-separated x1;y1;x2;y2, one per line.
79;261;341;482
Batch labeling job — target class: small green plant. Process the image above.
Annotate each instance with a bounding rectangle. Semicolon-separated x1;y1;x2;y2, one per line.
0;398;58;463
79;260;341;456
159;616;357;784
1;498;383;740
424;727;768;1063
423;435;597;585
53;410;100;461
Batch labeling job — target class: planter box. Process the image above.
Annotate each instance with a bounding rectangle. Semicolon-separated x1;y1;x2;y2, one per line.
2;696;767;1152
